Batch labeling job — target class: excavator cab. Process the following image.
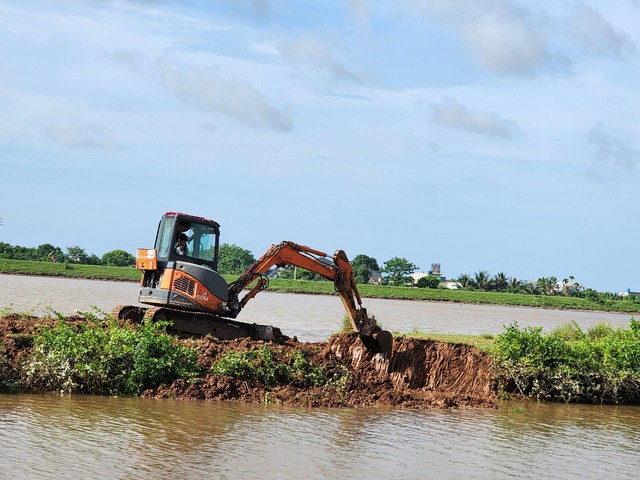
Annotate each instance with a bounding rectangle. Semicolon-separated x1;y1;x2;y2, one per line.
154;213;220;268
137;212;231;315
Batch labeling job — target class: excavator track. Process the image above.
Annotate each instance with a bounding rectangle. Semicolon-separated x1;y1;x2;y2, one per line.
112;305;287;343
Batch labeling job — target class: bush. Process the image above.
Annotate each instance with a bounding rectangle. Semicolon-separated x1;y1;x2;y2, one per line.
416;275;440;289
492;319;640;403
213;346;338;388
23;313;201;395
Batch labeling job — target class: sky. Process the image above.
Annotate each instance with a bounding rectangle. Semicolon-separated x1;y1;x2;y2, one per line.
0;0;639;293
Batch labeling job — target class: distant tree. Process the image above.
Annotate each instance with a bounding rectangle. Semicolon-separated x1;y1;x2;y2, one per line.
36;244;64;262
416;275;440;289
0;242;12;259
508;277;522;293
473;270;491;291
276;265;325;281
457;273;473;289
66;246;89;264
521;280;539;295
87;254;102;265
491;272;508;292
351;254;380;284
8;245;33;261
217;244;255;275
381;257;419;286
536;276;558;296
102;250;135;267
561;276;583;297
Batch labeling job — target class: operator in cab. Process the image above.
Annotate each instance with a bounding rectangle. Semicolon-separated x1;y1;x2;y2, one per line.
175;233;188;255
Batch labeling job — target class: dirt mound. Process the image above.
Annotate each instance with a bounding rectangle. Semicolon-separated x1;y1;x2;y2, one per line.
0;316;500;409
145;333;499;409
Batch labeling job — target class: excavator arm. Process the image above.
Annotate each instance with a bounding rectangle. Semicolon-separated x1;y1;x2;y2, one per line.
227;241;393;356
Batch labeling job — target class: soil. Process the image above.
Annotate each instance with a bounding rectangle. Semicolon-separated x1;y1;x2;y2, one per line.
0;315;501;409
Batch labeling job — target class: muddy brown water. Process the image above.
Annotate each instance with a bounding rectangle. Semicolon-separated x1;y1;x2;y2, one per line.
2;275;640;478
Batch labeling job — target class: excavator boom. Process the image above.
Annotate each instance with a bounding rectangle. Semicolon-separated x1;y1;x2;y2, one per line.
228;241;393;356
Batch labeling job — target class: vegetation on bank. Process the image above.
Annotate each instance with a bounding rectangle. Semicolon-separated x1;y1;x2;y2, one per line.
490;319;640;404
2;305;640;405
0;308;347;397
0;258;141;281
17;310;201;395
1;258;639;314
0;242;135;267
213;346;349;390
388;319;640;404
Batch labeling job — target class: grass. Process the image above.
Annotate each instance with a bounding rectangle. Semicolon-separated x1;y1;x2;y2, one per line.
2;258;639;314
0;258;141;281
402;330;496;352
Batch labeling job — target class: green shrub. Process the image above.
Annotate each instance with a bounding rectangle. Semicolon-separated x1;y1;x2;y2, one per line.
587;322;615;340
492;320;640;403
23;313;201;395
212;346;338;389
416;275;440;289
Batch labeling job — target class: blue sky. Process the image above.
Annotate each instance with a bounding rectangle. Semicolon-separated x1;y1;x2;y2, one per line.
1;0;639;293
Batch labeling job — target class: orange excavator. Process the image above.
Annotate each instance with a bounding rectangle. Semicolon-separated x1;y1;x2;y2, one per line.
114;212;393;357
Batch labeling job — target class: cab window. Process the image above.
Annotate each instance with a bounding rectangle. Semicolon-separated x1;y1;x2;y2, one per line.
157;217;176;258
189;224;218;262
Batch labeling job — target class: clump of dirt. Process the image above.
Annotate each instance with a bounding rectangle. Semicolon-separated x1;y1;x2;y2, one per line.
0;315;500;409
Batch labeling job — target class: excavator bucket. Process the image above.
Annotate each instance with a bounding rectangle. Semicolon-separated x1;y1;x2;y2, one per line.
360;328;394;357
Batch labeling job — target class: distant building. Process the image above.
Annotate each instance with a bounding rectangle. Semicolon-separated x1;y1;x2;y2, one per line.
410;272;431;284
368;270;383;285
410;269;458;289
619;289;640;298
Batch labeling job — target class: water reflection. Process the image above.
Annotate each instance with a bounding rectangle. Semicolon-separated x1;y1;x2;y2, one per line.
1;394;639;479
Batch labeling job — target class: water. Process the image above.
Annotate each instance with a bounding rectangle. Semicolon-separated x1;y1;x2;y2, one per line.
0;274;633;342
1;394;638;479
1;274;639;478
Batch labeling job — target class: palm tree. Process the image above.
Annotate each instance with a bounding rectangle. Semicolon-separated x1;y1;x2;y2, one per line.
473;270;491;291
508;277;522;293
492;272;508;292
457;273;472;289
521;280;539;295
536;276;558;296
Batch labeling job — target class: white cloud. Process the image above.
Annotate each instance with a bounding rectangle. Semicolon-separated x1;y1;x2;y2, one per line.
44;124;121;150
459;13;551;76
155;59;292;131
402;0;558;76
588;123;639;170
569;2;637;57
432;97;522;139
277;36;364;84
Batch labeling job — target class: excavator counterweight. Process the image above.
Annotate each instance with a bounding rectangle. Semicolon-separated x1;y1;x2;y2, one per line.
115;212;393;357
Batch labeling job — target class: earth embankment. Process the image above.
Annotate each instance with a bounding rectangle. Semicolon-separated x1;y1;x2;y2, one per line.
0;315;500;409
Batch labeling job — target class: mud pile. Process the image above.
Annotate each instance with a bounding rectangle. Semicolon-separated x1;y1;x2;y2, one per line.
0;315;500;409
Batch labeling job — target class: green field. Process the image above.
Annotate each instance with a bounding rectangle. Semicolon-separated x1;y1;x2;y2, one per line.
1;258;639;314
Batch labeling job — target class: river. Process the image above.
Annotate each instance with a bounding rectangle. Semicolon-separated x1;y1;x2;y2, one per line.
1;275;639;479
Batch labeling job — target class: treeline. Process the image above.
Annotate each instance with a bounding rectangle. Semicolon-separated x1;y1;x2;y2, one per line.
450;270;634;303
2;241;632;302
0;242;135;268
